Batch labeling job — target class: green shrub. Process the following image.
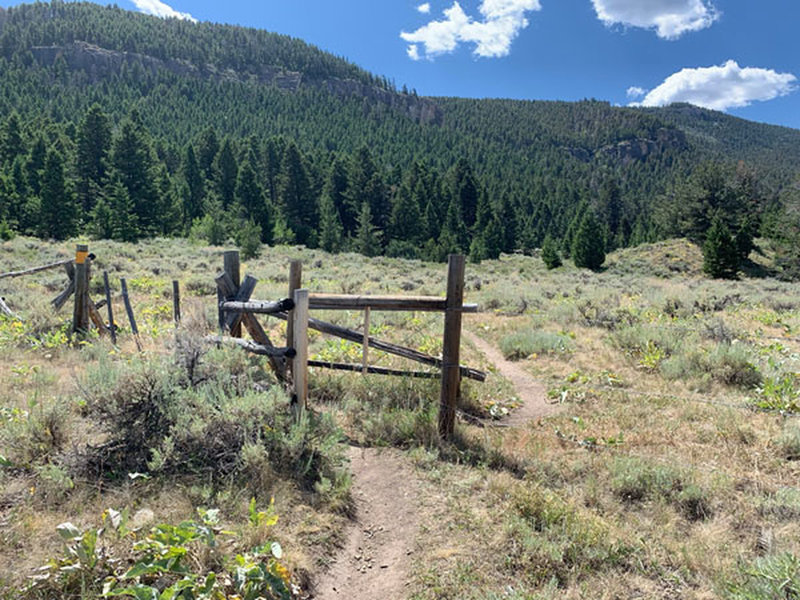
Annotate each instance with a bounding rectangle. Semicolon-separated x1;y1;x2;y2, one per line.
236;219;263;260
753;374;800;413
610;457;685;502
613;324;685;358
609;457;712;519
505;485;632;586
499;330;574;360
725;553;800;599
20;507;293;600
703;344;762;388
81;343;348;501
778;426;800;460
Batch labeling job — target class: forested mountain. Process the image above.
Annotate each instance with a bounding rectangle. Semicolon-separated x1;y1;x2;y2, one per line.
0;1;798;271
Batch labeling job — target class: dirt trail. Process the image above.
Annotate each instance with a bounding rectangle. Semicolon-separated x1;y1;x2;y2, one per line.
311;446;419;600
312;333;555;599
463;330;559;425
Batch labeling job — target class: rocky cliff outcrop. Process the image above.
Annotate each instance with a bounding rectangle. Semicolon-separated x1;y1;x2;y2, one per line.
29;41;441;124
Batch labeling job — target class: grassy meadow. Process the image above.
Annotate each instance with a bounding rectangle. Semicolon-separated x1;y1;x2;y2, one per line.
1;235;799;599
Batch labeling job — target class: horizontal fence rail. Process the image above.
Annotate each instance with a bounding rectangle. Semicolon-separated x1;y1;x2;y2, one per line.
308;360;440;379
307;293;478;313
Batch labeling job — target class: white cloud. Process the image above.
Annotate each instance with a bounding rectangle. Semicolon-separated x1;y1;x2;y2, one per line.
401;0;541;60
417;3;432;14
591;0;718;39
626;86;646;99
632;60;797;111
131;0;197;22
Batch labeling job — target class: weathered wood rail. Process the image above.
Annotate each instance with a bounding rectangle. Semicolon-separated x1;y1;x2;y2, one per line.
213;251;484;439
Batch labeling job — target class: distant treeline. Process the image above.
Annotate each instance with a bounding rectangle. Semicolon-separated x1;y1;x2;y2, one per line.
0;2;797;274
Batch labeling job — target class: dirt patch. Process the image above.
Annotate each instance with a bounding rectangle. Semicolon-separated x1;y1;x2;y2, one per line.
464;330;560;426
311;446;419;600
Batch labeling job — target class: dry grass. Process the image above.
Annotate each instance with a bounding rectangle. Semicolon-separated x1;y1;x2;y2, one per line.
2;236;800;598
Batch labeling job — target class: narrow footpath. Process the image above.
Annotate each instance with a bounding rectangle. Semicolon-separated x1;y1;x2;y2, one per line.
311;330;558;600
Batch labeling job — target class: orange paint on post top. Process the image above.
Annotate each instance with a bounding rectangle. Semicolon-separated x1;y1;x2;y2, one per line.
75;251;89;264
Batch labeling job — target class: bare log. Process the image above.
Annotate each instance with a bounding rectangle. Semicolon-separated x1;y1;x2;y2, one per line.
221;298;295;316
206;336;297;358
0;258;73;281
0;296;19;320
215;272;286;380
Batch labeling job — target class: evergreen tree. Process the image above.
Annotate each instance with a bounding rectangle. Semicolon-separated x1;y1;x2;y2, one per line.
322;157;351;236
541;234;562;269
389;183;422;243
197;127;219;179
1;112;23;165
354;201;382;257
106;176;139;242
40;149;76;240
236;219;263;260
181;145;205;229
571;210;605;270
214;138;238;209
276;141;314;245
110;116;158;236
450;158;479;229
235;159;272;243
26;136;46;198
318;191;344;253
75;104;111;214
702;216;739;279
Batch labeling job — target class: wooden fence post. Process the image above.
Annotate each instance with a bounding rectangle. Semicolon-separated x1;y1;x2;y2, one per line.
438;254;466;440
223;251;241;338
362;307;371;375
103;271;116;345
120;278;142;352
172;280;181;327
292;288;309;416
286;260;303;379
72;244;90;334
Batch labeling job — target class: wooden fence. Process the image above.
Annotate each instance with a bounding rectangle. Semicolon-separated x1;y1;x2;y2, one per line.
213;251;485;439
0;243;182;348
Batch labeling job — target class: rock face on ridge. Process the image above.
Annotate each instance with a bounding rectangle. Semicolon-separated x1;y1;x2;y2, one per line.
29;40;442;124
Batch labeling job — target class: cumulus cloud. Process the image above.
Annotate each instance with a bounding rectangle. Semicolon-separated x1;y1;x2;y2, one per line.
631;60;797;111
626;86;646;99
401;0;541;59
131;0;197;22
417;3;431;14
591;0;718;39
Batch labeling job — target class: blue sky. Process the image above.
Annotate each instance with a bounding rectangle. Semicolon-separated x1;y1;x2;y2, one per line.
7;0;799;129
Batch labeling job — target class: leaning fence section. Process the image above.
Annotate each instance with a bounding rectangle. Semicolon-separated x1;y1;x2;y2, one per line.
213;251;485;439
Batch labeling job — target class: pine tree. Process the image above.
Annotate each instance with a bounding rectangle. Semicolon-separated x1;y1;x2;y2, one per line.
702;216;739;279
235;159;271;243
354;201;382;257
197;127;219;179
318;191;344;253
40;149;76;240
26;136;46;198
75;104;111;214
110;117;157;236
106;177;139;242
236;219;263;260
571;210;606;270
389;183;422;243
277;141;315;244
541;235;562;269
1;112;23;166
181;145;205;229
214;138;238;209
